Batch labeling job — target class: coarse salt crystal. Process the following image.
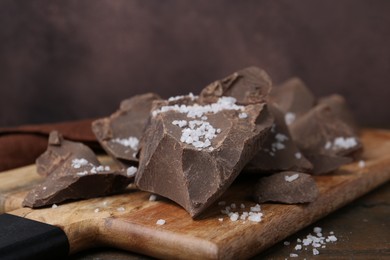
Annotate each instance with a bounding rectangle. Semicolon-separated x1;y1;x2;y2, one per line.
126;166;137;177
52;204;58;208
290;253;298;258
77;171;88;176
295;152;302;159
156;219;166;225
112;136;139;151
313;227;322;234
239;112;248;119
250;204;261;212
324;141;332;149
248;212;263;222
117;207;125;212
285;173;299;182
295;244;302;250
94;208;100;213
358;160;365;168
230;213;239;222
313;248;319;255
104;166;110;171
285;112;296;125
240;203;245;209
218;218;223;222
328;235;337;242
284;241;290;246
43;186;47;190
149;194;157;201
71;158;88;169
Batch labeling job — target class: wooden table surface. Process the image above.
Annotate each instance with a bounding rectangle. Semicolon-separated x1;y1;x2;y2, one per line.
68;181;390;260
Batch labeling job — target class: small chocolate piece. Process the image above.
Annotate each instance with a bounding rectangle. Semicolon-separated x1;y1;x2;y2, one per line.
199;66;272;105
254;171;318;204
270;77;315;120
36;131;98;177
136;68;274;217
92;93;161;166
245;103;312;173
24;131;132;208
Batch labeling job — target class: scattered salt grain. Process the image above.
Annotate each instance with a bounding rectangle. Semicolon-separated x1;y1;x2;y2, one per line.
72;158;88;169
290;253;298;258
328;235;337;242
313;227;322;234
117;207;125;212
295;152;302;159
112;136;139;151
168;92;197;102
218;218;223;222
230;213;239;222
239;112;248;119
77;171;88;176
149;194;157;201
295;244;302;250
52;204;58;208
313;248;319;255
248;212;263;222
324;141;332;149
43;186;47;190
172;120;188;128
250;204;261;212
126;166;138;177
358;160;365;168
284;241;290;246
94;208;100;213
218;201;226;206
240;203;245;209
285;173;299;182
156;219;166;225
104;166;111;171
285;112;296;125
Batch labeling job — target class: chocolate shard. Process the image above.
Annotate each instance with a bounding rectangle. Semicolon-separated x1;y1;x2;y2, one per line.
245;103;312;173
254;171;319;204
270;77;316;120
92;93;161;166
318;94;359;133
136;69;274;218
289;102;361;174
24;131;133;208
36;131;97;177
199;66;272;105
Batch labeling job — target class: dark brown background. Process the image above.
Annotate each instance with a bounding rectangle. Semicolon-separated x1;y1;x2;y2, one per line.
1;0;389;127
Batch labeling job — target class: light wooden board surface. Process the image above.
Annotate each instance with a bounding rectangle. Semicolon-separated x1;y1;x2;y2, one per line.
0;129;389;260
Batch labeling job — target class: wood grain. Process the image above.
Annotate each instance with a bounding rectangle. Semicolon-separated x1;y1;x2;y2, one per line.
0;129;389;259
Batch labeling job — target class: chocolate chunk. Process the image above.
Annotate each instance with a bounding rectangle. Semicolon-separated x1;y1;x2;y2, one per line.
254;172;318;204
270;77;315;118
24;131;132;208
289;102;361;174
290;102;361;157
136;69;274;217
199;66;272;105
36;131;97;177
318;94;359;133
92;93;161;166
245;103;312;173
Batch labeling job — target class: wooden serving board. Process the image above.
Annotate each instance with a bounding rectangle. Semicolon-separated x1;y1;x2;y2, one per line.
1;129;390;259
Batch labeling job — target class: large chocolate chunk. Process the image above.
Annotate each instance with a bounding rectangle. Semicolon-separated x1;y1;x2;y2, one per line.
92;93;161;166
199;66;272;105
245;103;312;173
23;131;133;208
270;77;316;125
254;172;318;204
136;69;274;217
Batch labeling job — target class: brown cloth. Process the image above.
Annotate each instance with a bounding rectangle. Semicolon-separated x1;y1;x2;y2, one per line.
0;119;99;172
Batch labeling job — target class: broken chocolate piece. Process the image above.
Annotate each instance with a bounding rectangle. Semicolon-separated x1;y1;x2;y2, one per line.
24;131;132;208
199;66;272;105
289;101;361;174
254;172;318;203
36;131;99;177
92;93;161;166
290;102;361;157
270;77;315;120
245;103;312;173
136;68;274;217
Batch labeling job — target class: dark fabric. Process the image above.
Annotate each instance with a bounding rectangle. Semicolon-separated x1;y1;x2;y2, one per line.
0;119;99;172
0;1;389;127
